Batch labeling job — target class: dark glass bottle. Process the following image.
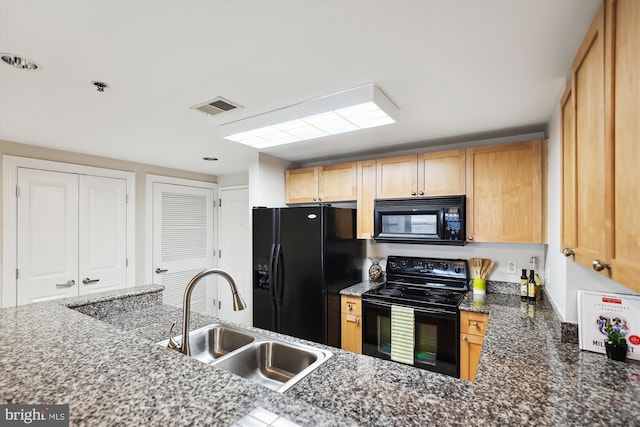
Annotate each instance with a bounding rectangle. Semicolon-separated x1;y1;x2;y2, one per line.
528;270;536;302
520;269;528;300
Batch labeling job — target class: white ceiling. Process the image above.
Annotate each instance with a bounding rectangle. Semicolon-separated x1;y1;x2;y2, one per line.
0;0;600;176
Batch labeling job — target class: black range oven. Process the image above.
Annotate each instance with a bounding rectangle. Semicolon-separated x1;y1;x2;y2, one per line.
362;256;469;378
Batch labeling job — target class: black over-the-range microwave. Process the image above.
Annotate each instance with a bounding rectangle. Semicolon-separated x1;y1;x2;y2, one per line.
373;195;466;245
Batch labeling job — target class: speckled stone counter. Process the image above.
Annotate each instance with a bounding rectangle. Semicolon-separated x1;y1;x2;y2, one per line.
339;281;383;296
2;286;639;426
0;286;355;427
460;292;640;425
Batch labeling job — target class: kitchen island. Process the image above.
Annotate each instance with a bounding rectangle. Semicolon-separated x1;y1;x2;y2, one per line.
1;286;638;426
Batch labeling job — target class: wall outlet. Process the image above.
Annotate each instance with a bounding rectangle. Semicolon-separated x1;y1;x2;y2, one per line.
506;259;517;274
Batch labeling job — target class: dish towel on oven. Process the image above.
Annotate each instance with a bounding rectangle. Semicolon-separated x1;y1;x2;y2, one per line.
390;305;415;365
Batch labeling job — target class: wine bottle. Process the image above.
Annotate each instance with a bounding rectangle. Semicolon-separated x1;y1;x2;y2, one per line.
528;270;536;302
520;269;528;300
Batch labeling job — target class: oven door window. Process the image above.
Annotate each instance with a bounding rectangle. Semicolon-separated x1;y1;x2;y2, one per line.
416;323;437;365
363;301;458;377
381;214;437;236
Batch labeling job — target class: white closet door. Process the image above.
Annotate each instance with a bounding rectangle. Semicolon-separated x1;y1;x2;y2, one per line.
153;182;214;314
78;175;128;295
217;187;251;325
16;168;79;305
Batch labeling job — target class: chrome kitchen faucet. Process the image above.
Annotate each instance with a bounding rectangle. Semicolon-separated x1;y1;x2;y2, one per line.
167;268;247;356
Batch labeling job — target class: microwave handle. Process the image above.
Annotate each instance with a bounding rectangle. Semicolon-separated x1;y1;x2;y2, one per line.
438;208;446;238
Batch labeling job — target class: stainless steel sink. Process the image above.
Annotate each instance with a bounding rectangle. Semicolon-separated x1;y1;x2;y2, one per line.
158;323;332;392
159;324;255;364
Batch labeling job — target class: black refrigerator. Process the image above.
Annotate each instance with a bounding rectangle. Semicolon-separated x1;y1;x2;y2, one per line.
253;206;363;347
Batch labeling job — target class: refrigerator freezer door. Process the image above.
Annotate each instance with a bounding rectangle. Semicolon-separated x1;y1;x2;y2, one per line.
252;208;277;332
279;207;326;344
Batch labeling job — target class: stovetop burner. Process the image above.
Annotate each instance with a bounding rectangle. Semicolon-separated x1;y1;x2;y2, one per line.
362;256;469;310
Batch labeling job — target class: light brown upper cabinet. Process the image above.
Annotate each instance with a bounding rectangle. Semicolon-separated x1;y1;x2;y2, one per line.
285;162;357;204
375;155;418;198
562;0;640;293
376;149;465;199
561;83;577;254
563;3;606;270
606;0;640;292
356;160;376;239
466;140;545;244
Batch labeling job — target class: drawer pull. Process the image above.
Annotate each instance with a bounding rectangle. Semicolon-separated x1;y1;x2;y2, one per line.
472;322;479;327
346;314;360;324
347;303;354;310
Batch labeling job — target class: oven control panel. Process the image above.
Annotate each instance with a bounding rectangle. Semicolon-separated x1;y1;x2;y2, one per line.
386;255;469;280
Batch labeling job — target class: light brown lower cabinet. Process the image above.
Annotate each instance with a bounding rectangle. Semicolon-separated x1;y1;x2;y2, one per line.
459;311;489;381
341;295;362;354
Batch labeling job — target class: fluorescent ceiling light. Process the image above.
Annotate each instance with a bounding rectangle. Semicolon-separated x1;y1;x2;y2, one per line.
219;84;398;148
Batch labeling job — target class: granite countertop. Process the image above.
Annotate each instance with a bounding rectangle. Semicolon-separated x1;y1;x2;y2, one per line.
339;281;384;296
2;285;639;426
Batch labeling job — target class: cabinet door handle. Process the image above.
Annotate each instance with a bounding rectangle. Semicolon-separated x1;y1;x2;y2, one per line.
592;260;610;272
411;191;417;196
82;277;100;285
155;268;168;274
468;236;473;241
462;336;468;342
563;248;575;257
418;191;424;196
319;196;323;201
56;279;76;288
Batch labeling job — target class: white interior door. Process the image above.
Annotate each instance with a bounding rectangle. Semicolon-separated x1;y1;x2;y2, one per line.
217;186;251;325
78;175;128;295
16;168;79;304
153;182;215;315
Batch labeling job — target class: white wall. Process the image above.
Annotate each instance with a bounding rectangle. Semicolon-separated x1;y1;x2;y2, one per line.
248;152;297;208
545;93;637;323
217;173;248;186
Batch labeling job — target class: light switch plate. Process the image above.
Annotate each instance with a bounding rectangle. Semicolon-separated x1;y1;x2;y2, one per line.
506;259;517;274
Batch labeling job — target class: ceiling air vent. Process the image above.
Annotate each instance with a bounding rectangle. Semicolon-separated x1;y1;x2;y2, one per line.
192;96;242;117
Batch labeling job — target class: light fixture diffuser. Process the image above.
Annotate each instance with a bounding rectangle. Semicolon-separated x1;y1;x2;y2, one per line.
219;84;398;148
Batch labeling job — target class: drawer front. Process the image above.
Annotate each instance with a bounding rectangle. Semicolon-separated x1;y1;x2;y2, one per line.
460;311;488;336
341;295;362;316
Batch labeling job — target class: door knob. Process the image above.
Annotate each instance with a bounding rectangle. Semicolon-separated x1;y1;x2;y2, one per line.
82;277;100;284
56;279;76;288
592;260;610;272
155;268;168;274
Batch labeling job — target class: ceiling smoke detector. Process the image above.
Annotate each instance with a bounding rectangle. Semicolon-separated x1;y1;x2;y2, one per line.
1;54;40;70
92;81;109;92
192;96;242;117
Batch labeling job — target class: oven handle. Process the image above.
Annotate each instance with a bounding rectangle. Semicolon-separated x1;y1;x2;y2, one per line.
362;298;458;316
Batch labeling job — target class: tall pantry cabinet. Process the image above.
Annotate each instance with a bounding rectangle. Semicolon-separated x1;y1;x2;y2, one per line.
562;0;640;294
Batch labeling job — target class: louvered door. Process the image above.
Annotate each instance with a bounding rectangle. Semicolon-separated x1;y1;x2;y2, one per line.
152;182;215;314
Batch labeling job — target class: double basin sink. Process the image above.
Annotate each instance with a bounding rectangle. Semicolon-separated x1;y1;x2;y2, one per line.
158;324;332;393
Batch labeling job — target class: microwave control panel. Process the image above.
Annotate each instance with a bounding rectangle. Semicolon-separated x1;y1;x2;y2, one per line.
443;207;462;240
